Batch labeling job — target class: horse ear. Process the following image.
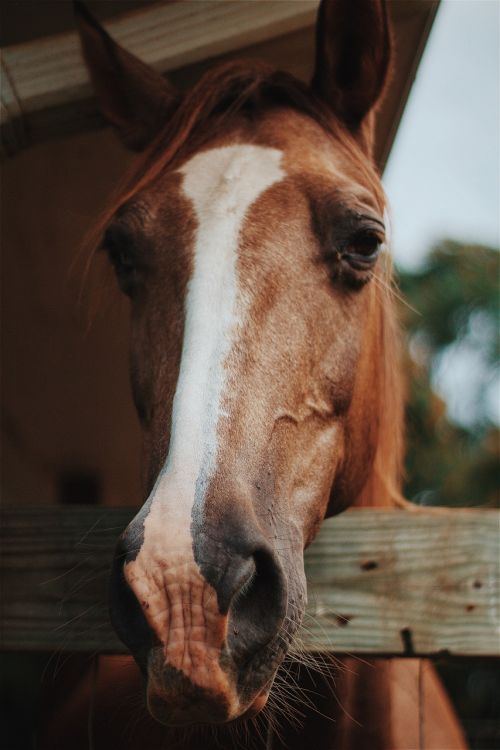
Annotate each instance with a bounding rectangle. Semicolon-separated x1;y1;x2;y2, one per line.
74;1;179;151
311;0;391;139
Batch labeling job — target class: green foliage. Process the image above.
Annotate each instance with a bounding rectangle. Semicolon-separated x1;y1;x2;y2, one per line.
397;240;499;508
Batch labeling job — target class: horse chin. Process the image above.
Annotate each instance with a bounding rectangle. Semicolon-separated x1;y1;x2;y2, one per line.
147;695;270;729
146;687;270;728
144;659;275;728
237;685;272;721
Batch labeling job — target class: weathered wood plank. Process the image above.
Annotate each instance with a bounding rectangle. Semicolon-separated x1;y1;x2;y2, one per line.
0;0;440;162
0;0;318;154
1;506;498;656
304;509;499;656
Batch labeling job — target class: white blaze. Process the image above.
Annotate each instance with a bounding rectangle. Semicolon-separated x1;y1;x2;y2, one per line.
140;144;285;550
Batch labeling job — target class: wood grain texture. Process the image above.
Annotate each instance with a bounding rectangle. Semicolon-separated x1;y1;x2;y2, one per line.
1;506;498;655
304;508;499;656
0;0;439;161
0;0;318;153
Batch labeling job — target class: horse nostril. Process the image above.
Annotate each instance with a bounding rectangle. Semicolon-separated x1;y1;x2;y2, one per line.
227;546;286;666
216;555;256;613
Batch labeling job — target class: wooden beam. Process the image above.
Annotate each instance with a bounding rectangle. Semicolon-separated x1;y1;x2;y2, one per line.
1;506;498;656
375;0;440;170
1;1;440;162
0;0;318;155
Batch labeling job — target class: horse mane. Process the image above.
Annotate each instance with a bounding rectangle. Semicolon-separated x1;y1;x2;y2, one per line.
354;255;405;508
93;58;404;510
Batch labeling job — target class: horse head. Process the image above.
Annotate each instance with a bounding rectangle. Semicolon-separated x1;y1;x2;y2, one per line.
76;0;403;727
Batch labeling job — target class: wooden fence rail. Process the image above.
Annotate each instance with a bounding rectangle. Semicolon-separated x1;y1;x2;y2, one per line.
0;506;498;656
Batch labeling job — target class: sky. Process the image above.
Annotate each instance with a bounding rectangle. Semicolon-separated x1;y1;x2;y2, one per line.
384;0;499;426
384;0;499;269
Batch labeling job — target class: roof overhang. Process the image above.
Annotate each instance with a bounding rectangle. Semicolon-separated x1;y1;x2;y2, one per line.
0;0;439;165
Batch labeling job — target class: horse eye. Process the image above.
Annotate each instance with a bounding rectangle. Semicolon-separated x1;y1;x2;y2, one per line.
115;249;135;271
102;228;141;296
343;232;382;270
107;243;136;274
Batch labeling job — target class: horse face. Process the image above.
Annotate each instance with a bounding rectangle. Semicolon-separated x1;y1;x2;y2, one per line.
77;0;392;727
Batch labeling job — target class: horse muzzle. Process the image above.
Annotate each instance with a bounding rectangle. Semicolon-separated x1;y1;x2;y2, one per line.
109;516;288;725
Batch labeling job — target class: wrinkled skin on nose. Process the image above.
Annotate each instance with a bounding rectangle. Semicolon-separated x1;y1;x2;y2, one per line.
110;497;294;725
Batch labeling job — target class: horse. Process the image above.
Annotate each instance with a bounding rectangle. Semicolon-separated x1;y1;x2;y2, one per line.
39;1;468;747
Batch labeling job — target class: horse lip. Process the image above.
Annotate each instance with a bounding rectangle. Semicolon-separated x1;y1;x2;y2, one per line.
146;653;239;726
147;680;235;727
238;679;274;721
145;646;278;726
147;677;274;727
